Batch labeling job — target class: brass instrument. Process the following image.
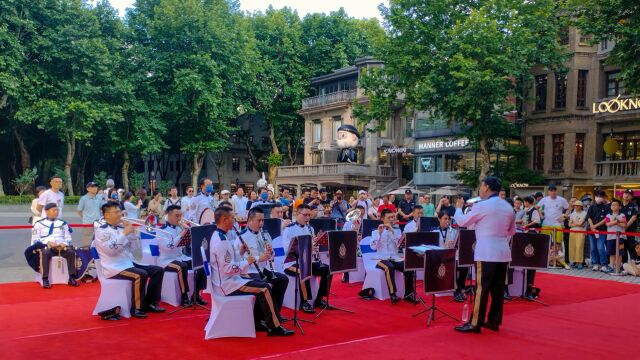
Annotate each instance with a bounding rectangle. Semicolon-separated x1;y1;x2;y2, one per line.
179;218;200;227
122;216;173;236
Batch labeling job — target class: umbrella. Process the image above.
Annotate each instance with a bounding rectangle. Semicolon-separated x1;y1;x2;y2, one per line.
385;186;426;196
429;186;461;196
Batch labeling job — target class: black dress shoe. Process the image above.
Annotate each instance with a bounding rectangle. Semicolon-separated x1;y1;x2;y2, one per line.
503;290;512;301
341;273;349;283
301;302;315;314
390;294;400;305
453;291;466;303
483;323;499;332
68;278;79;287
145;303;166;313
42;278;52;289
255;320;269;332
524;292;535;301
313;299;332;309
181;294;193;307
267;326;295;337
193;294;208;306
454;323;481;333
132;309;148;319
404;295;419;305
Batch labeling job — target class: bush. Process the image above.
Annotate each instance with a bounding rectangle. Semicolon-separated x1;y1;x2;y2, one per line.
0;195;81;205
12;167;38;196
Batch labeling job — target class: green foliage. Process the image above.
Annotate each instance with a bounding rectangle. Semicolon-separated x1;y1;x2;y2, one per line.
357;0;568;183
268;153;284;167
570;0;640;93
52;166;69;186
12;167;38;196
92;171;108;189
158;179;174;196
129;172;145;193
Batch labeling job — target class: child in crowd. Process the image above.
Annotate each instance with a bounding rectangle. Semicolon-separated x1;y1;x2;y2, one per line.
604;199;626;274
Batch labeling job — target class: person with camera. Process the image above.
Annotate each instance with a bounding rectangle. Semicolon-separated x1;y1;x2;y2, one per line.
330;190;349;225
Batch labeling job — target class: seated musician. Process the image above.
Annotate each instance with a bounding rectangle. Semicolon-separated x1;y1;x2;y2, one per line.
93;202;165;318
371;209;417;304
31;203;78;289
341;205;366;282
157;205;208;307
209;206;293;336
282;204;332;314
270;203;291;230
238;207;289;327
432;211;467;302
402;205;424;234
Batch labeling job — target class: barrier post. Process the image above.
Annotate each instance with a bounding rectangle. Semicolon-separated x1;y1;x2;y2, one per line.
614;231;621;275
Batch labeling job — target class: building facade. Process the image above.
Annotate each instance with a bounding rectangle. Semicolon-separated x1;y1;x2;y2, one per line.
276;57;408;196
522;28;640;200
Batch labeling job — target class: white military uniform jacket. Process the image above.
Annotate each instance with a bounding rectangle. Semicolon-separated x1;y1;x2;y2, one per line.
209;228;251;295
156;223;191;268
237;227;273;274
453;194;515;262
31;218;73;246
282;222;315;269
93;223;138;278
403;219;419;234
371;226;403;260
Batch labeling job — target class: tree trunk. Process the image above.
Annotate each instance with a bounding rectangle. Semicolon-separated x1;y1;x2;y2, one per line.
190;152;204;190
122;149;130;191
214;155;224;189
478;136;490;185
268;122;279;187
64;133;75;196
0;173;5;196
13;126;31;171
174;153;186;188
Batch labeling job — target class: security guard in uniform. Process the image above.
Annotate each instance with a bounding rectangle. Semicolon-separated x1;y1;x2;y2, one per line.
31;203;78;288
93;202;165;319
209;207;293;336
157;205;208;307
282;204;333;314
453;176;515;333
194;177;214;224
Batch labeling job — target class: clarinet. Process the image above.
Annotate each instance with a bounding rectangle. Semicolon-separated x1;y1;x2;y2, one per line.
258;230;275;280
234;229;266;281
307;224;320;262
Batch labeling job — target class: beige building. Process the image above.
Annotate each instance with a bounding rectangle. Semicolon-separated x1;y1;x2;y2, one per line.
276;57;408;195
523;28;640;200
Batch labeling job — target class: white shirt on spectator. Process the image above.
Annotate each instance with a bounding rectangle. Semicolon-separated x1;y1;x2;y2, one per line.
38;189;64;218
538;196;569;227
231;195;249;219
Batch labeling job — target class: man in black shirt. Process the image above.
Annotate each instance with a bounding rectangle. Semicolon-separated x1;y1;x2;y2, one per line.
436;196;456;218
621;189;638;262
586;190;611;271
397;189;416;222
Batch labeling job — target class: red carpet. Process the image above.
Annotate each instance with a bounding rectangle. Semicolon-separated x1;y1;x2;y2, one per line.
1;273;638;360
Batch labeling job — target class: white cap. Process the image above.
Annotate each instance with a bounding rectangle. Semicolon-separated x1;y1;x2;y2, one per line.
221;190;230;195
358;190;367;195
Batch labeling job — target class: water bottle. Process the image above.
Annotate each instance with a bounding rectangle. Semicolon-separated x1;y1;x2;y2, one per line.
461;303;469;322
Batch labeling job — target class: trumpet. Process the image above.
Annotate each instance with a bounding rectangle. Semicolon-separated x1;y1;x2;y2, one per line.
122;216;172;236
346;208;363;240
179;218;200;227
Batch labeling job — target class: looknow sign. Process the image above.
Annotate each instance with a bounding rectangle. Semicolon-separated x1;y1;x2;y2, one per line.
592;95;640;114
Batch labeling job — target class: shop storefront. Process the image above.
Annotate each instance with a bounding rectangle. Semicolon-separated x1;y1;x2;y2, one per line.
413;137;474;187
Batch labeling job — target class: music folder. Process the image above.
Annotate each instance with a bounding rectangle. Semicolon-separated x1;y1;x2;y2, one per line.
404;232;440;271
510;232;551;270
423;248;457;295
458;230;476;267
263;218;282;239
190;224;217;270
327;230;358;274
309;218;337;252
285;235;312;282
362;219;382;239
419;217;439;232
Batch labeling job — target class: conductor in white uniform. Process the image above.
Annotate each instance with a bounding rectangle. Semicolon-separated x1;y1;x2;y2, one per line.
453;176;515;333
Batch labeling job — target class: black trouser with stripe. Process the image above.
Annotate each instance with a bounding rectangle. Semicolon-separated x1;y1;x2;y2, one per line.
471;261;508;327
623;236;637;262
456;266;469;291
112;263;164;311
40;246;77;279
246;272;288;312
163;260;206;296
229;280;281;329
376;260;415;296
284;262;332;304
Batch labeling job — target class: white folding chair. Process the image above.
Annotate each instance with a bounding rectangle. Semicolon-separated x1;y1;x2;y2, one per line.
139;232;157;265
201;247;256;339
91;248;133;318
152;244;195;306
362;251;405;301
282;272;319;310
35;256;70;285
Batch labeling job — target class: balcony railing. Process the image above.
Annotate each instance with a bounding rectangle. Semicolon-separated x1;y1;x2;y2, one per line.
301;90;357;109
594;160;640;179
277;163;395;178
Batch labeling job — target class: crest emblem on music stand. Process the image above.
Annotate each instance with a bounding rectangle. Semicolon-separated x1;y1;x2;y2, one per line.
437;263;447;279
338;243;347;259
471;242;476;252
202;238;208;250
524;243;535;258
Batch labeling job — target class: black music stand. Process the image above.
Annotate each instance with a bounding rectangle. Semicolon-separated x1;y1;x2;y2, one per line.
362;219;382;240
421;248;458;327
284;234;316;334
315;231;357;318
168;224;216;315
404;232;440;315
263;218;282;239
508;232;551;306
419;217;439;232
458;230;477;303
